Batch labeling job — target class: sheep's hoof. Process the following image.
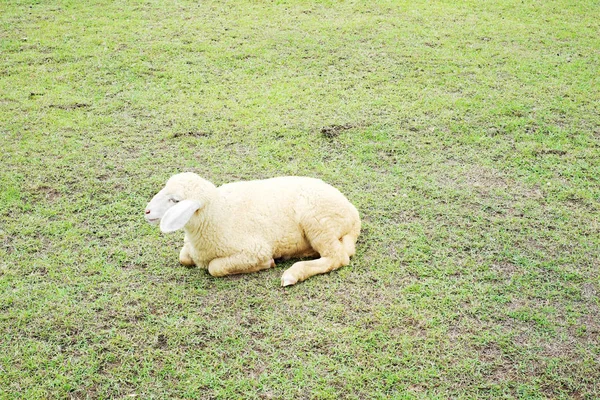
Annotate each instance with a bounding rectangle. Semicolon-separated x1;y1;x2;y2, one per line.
179;248;195;267
179;258;196;267
281;272;297;287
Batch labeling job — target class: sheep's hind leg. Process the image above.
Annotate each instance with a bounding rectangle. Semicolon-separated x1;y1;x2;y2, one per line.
281;238;350;286
208;253;275;277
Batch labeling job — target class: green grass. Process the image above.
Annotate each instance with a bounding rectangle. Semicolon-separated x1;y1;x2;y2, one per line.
1;0;599;398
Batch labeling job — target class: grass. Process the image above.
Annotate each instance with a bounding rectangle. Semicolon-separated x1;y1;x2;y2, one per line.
1;0;599;398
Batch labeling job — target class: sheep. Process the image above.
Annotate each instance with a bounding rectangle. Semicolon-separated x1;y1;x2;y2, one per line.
144;172;361;286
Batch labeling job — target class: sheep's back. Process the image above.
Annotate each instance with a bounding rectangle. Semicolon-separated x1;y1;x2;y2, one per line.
215;177;359;257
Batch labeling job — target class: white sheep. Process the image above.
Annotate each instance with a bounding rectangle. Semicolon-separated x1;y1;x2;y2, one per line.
144;172;361;286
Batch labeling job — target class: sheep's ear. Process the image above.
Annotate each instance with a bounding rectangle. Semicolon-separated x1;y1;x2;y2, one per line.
160;200;202;233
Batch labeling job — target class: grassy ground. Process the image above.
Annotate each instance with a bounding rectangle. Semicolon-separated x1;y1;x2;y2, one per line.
1;0;599;398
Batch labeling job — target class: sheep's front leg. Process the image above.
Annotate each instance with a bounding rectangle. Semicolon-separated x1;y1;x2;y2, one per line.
179;246;195;267
179;235;195;267
208;253;275;277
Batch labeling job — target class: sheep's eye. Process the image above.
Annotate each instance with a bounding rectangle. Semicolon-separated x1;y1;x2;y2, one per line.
169;198;180;203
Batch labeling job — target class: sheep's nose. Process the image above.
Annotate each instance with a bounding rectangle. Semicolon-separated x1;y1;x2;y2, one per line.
145;209;151;214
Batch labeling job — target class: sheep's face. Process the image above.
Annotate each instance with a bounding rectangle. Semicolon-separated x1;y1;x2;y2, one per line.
144;187;185;225
145;173;208;233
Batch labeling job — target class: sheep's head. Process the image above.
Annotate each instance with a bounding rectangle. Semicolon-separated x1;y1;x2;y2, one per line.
144;172;214;233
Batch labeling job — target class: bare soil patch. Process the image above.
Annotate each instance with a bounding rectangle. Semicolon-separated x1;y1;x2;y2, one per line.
48;103;90;110
320;123;357;139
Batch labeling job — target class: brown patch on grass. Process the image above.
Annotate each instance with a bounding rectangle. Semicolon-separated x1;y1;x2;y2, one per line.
395;317;428;338
155;334;168;348
30;185;61;201
533;149;568;157
490;261;520;276
48;103;90;110
477;341;503;362
171;131;211;138
486;362;519;388
462;165;509;191
331;278;404;328
581;283;597;300
407;384;426;393
377;148;406;167
437;163;545;200
0;97;19;104
68;385;100;400
489;262;523;283
320;123;356;139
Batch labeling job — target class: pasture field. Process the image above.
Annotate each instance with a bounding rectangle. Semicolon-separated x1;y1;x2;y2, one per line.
1;0;599;398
